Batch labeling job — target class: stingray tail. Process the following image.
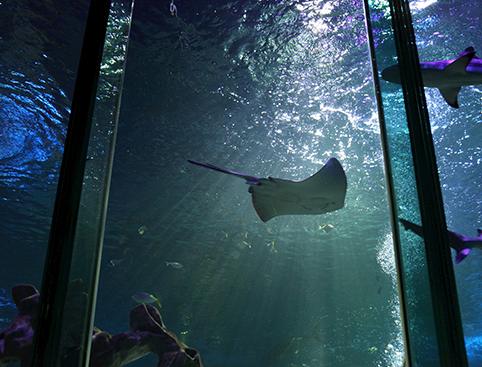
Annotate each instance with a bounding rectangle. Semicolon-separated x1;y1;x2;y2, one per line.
455;248;471;264
187;159;260;185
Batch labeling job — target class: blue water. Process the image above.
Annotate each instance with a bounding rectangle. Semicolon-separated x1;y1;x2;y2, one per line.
0;0;480;366
0;288;15;330
0;0;88;286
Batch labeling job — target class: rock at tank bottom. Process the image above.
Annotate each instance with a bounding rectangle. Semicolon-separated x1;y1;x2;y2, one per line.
0;284;203;367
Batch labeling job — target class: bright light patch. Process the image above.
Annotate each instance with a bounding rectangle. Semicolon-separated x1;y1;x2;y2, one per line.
308;18;329;34
376;231;405;367
320;2;335;15
466;336;482;360
410;0;437;11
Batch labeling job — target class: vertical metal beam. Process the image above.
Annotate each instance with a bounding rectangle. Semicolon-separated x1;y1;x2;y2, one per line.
387;0;468;366
31;0;112;366
361;2;412;366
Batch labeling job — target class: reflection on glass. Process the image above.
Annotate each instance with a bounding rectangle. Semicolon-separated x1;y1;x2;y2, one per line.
94;0;404;366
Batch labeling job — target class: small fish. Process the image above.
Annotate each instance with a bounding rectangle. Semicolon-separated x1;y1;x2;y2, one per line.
368;346;378;353
165;261;184;269
170;0;177;16
132;292;162;310
138;225;148;235
108;259;124;267
267;240;278;254
318;224;335;232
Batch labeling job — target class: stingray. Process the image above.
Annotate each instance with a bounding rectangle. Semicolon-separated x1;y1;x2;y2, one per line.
188;158;347;222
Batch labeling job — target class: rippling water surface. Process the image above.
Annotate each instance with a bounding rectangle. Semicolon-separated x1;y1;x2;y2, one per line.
0;0;88;326
0;0;480;366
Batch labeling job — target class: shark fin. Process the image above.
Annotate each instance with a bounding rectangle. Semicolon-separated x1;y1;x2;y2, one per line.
461;46;475;55
438;87;461;108
445;49;476;74
455;248;471;264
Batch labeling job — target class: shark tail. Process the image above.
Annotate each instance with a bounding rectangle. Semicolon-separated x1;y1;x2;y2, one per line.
455;248;471;264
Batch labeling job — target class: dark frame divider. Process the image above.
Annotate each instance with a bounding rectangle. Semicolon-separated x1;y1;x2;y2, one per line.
31;0;112;366
386;0;468;366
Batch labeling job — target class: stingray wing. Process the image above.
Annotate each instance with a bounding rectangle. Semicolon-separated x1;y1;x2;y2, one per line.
250;158;347;222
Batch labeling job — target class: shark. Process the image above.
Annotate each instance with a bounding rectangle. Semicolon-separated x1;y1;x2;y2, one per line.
399;218;482;263
381;47;482;108
187;158;347;222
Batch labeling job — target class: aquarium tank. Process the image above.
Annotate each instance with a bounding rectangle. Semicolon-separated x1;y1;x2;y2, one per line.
0;0;480;366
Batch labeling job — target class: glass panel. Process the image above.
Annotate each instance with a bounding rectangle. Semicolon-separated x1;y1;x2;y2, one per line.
367;0;472;365
94;1;404;366
406;1;481;365
0;0;88;353
364;2;442;367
